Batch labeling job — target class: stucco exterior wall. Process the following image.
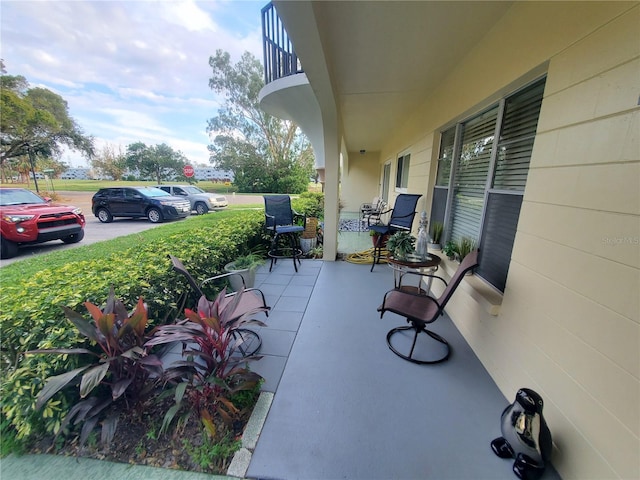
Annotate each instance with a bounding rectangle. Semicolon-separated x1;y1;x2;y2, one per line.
340;151;383;212
375;4;639;479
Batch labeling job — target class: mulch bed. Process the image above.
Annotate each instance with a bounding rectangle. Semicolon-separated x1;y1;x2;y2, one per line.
28;392;256;475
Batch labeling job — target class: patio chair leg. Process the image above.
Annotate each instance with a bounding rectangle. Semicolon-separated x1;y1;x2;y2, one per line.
268;231;301;272
386;325;451;364
288;233;299;272
269;233;279;272
232;328;262;357
371;234;382;272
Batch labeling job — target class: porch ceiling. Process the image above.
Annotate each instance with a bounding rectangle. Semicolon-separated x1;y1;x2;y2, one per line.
306;1;513;154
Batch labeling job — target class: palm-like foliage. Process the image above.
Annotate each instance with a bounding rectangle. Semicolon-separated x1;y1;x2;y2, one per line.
145;289;267;436
27;287;163;445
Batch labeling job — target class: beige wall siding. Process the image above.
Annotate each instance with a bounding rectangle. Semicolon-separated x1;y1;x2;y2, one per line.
405;133;433;217
340;151;382;212
372;4;639;479
511;7;639;478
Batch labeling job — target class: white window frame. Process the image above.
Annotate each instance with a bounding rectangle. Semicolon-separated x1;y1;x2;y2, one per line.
395;152;410;192
431;77;546;292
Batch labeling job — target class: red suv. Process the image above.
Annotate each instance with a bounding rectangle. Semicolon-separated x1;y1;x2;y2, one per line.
0;188;86;259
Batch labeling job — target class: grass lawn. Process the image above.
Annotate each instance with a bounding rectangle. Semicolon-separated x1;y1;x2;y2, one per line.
3;178;322;194
22;178;240;194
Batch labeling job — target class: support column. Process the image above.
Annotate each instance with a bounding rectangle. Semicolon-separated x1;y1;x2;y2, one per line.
322;131;340;261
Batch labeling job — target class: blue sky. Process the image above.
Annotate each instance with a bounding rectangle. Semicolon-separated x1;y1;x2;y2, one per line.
0;0;265;167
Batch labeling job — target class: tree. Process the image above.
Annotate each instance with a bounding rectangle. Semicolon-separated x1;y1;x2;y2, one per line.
207;50;314;193
0;64;94;183
91;143;127;180
125;142;188;183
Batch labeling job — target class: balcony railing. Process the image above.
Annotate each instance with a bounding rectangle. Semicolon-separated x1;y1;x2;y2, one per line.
261;3;304;85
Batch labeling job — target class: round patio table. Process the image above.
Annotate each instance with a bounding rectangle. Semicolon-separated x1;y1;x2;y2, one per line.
387;253;442;294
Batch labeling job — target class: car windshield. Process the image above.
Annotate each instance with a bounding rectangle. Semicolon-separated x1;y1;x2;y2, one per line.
0;189;46;206
183;186;205;194
135;187;171;198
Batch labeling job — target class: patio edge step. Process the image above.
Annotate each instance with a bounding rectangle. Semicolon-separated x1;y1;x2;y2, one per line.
227;391;274;478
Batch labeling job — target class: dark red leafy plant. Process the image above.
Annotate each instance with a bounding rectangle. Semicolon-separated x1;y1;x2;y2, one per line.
145;289;267;437
27;287;163;445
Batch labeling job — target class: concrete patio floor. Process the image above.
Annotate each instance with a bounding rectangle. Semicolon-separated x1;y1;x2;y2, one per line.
245;258;561;480
1;254;562;480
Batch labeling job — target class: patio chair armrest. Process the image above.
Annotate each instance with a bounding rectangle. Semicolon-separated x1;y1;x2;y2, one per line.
201;271;247;290
391;211;416;220
265;212;276;229
292;210;306;226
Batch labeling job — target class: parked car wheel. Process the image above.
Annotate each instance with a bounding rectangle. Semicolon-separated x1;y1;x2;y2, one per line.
62;230;85;244
195;202;209;215
1;237;19;259
147;207;163;223
97;208;113;223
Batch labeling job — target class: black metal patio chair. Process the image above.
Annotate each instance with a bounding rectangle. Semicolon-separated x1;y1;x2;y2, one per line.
377;250;479;364
264;195;305;272
368;193;422;271
359;196;385;231
169;255;270;357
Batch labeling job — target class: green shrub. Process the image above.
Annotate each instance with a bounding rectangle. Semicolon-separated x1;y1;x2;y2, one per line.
0;210;265;445
292;191;324;219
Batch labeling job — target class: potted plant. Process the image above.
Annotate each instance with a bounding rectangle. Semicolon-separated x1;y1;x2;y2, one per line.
456;237;476;265
443;241;458;261
370;229;390;248
386;231;416;260
429;221;444;250
295;193;324;254
301;216;319;253
224;253;265;291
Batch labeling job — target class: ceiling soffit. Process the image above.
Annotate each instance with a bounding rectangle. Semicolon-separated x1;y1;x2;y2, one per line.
304;1;513;153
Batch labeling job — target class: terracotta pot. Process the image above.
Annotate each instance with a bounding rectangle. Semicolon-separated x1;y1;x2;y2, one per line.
371;234;389;248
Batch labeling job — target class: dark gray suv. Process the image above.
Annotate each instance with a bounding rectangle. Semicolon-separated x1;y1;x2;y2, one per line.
91;187;191;223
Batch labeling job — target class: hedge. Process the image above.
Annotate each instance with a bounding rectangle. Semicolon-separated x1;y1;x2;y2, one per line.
0;210;265;441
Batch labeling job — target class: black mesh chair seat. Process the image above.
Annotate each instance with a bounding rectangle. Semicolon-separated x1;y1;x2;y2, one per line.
264;195;305;272
377;250;479;364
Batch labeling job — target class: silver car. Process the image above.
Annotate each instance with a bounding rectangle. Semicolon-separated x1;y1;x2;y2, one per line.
155;185;228;215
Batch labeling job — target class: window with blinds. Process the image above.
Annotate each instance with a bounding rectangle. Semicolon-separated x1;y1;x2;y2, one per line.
449;107;498;243
431;77;546;292
430;128;455;236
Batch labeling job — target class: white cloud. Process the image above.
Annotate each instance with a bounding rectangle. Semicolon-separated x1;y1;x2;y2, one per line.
159;0;219;33
1;0;264;167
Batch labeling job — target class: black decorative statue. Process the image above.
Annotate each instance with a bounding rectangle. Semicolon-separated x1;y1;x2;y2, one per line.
491;388;552;480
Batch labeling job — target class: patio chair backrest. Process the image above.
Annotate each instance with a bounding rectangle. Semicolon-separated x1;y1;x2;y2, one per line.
170;255;205;298
388;194;422;230
264;195;295;228
437;249;479;307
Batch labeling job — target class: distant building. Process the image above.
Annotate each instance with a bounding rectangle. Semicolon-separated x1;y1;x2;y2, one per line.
60;168;93;180
193;168;234;182
59;167;233;182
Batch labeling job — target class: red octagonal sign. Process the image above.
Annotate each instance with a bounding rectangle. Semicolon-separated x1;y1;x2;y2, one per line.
183;165;194;178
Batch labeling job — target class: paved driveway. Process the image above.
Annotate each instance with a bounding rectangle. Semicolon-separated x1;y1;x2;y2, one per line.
0;191;263;267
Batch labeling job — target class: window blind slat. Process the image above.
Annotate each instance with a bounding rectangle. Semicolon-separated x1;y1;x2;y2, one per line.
477;193;524;291
450;107;497;243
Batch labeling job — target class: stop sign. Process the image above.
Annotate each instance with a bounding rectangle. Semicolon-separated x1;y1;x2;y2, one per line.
183;165;194;177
